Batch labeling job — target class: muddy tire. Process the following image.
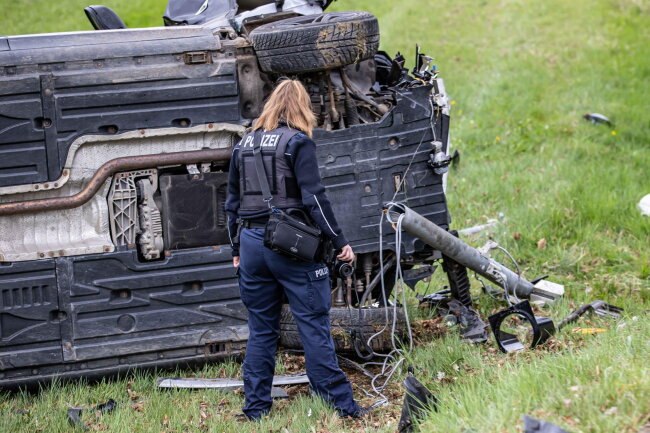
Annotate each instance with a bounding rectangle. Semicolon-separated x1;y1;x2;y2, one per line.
279;304;406;354
249;11;380;74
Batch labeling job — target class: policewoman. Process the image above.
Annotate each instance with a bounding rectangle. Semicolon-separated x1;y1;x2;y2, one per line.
224;79;363;420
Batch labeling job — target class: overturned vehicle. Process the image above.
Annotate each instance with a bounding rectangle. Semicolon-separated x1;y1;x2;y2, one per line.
0;0;458;387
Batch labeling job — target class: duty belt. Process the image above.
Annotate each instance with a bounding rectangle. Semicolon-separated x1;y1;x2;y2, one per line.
241;219;267;229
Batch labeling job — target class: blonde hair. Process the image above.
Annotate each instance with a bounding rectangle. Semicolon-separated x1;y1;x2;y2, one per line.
253;79;316;137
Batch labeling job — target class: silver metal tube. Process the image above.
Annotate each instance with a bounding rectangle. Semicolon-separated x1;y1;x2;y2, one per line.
387;203;534;299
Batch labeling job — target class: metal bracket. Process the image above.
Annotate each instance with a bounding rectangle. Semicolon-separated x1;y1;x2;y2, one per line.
183;51;212;65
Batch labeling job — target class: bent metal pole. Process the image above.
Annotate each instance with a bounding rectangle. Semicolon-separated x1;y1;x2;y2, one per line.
386;202;534;299
0;148;232;216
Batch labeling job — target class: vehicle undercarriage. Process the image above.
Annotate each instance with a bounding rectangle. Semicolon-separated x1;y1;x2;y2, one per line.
0;1;455;387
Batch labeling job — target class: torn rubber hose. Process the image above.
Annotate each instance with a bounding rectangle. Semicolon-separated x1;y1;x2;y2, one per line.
488;300;555;353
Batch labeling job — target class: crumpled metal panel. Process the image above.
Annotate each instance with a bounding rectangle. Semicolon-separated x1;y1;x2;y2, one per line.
0;124;244;262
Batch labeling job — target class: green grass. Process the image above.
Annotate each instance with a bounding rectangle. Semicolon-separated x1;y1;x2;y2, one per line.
1;0;649;432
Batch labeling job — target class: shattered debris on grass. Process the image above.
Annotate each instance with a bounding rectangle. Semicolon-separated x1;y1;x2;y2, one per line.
582;112;613;126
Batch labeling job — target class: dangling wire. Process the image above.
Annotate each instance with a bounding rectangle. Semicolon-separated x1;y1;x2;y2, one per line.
356;206;420;407
350;93;439;407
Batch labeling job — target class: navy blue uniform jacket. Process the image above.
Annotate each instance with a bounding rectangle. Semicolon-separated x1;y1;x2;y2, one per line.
225;128;349;257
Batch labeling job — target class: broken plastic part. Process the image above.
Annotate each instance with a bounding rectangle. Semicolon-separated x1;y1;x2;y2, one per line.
557;300;623;330
582;113;612;126
401;265;437;291
450;149;460;167
67;399;118;428
523;415;571;433
638;194;650;216
397;376;438;433
418;296;488;343
416;290;449;306
530;279;565;305
488;300;555;353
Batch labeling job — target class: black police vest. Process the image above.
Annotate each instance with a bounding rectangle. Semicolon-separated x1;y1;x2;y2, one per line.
238;126;303;212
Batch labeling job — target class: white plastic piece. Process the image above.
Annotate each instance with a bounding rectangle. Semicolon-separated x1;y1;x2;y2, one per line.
530;280;565;305
638;194;650;216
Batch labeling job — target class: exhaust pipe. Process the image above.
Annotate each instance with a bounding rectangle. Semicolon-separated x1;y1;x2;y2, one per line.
386;203;563;303
0;148;231;216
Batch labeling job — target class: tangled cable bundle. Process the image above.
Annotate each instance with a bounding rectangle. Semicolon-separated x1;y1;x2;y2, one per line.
344;97;439;408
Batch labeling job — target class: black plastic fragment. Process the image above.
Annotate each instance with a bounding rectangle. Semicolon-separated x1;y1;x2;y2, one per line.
488;300;555;353
530;275;549;285
402;265;437;291
418;295;488;343
416;289;450;305
67;408;84;428
523;415;571;433
397;376;438;433
557;300;623;330
375;50;408;88
452;301;490;343
67;399;118;428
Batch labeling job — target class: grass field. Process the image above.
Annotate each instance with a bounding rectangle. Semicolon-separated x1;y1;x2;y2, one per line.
1;1;649;432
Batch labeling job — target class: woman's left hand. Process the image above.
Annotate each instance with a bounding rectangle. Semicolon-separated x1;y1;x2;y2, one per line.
337;245;355;262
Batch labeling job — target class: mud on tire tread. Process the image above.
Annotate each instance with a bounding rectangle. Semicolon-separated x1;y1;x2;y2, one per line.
249;11;380;74
279;304;406;353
